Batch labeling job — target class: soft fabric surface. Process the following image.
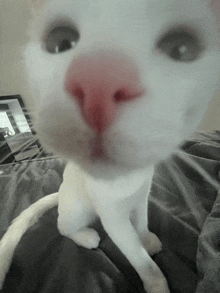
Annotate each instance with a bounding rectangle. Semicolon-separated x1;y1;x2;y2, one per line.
0;132;220;293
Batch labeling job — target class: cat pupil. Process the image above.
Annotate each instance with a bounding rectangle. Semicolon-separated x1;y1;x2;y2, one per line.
157;29;202;62
46;26;79;54
171;45;189;61
56;39;72;53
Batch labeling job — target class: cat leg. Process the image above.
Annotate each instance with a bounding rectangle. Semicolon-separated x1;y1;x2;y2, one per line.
98;204;169;293
58;211;100;249
70;227;100;249
133;194;162;256
57;195;99;249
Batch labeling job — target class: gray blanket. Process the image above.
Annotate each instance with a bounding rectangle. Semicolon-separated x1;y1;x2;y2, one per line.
0;131;220;293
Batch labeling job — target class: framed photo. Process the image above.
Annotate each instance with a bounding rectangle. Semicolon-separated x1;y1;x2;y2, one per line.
0;95;32;135
0;95;40;163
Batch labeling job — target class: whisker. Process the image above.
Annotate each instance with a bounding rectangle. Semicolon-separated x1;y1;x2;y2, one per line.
12;147;44;174
0;137;38;165
10;162;24;175
14;137;38;152
2;140;45;175
15;150;46;186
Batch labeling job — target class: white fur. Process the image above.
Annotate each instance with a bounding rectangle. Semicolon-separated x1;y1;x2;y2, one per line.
0;0;220;292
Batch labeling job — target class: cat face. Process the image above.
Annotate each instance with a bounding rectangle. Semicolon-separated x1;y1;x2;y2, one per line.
24;0;220;177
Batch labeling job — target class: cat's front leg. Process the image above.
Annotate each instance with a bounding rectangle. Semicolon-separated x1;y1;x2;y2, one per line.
57;189;99;249
97;204;169;293
58;194;100;249
57;162;100;249
133;192;162;256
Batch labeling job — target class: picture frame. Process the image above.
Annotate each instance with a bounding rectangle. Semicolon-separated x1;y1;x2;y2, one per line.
0;94;32;135
0;95;40;163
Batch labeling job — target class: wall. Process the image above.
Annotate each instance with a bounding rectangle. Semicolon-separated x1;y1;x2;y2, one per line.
0;1;32;99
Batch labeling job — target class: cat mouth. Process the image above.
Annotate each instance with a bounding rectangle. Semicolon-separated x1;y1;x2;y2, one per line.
89;134;108;161
88;133;117;165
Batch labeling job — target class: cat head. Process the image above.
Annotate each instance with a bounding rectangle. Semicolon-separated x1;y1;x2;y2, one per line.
24;0;220;178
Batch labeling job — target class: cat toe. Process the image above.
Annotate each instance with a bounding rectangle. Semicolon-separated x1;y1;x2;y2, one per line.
144;278;170;293
142;232;162;255
71;228;100;249
143;267;170;293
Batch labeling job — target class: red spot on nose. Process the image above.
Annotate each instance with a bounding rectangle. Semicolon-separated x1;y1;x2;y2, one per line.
65;50;143;133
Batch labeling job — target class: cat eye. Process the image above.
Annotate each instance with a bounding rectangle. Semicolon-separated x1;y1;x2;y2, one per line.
45;27;80;54
157;29;203;62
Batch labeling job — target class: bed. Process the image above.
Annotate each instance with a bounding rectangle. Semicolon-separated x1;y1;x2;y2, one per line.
0;131;220;293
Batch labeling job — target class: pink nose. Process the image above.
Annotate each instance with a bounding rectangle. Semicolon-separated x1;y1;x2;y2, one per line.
65;50;143;133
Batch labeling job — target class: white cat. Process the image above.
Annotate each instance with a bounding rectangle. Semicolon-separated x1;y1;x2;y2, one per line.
1;0;220;292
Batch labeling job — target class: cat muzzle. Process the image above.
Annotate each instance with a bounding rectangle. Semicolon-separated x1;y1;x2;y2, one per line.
65;49;145;133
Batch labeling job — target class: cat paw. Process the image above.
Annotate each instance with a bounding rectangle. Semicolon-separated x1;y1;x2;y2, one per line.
142;232;162;256
144;277;170;293
70;228;100;249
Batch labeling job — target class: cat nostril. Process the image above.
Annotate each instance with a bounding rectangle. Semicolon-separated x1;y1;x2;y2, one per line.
113;90;127;102
73;86;85;102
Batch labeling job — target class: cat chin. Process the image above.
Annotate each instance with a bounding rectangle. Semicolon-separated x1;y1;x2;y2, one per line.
44;143;160;180
39;136;154;179
36;116;179;177
69;155;151;180
38;127;176;179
